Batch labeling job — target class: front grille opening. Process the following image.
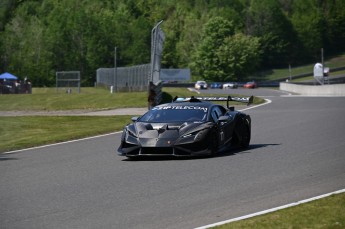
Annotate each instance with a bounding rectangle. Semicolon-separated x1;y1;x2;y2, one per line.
174;148;192;156
140;147;174;155
126;148;140;156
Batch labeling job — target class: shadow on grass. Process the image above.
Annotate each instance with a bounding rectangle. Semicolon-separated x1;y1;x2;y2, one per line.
121;143;280;162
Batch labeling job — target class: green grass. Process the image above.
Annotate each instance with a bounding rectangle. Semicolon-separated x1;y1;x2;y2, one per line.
0;87;148;111
289;69;345;83
0;87;263;111
213;192;345;229
0;116;131;152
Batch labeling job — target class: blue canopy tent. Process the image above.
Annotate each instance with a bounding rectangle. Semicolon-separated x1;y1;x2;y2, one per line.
0;72;18;80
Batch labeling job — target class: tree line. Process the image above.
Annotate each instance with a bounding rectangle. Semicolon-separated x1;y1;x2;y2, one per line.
1;0;344;86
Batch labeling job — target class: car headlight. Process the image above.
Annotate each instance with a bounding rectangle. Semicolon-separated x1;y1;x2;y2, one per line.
182;132;197;138
126;128;138;138
182;129;207;141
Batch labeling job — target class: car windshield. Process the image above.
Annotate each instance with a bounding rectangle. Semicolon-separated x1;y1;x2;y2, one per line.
139;105;208;123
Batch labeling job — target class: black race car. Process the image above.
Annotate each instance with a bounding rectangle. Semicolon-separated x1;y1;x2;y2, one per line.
117;96;253;158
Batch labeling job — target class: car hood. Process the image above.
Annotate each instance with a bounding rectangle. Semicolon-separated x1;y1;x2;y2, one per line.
129;121;211;139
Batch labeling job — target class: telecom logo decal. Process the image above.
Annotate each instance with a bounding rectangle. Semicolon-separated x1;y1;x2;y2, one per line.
153;106;208;112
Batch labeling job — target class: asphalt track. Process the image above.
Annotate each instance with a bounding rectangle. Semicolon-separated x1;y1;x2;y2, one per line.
1;89;345;229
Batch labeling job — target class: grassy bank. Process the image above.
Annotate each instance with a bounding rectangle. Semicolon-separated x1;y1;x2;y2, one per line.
213;192;345;229
0;116;131;152
255;54;345;81
0;87;148;111
0;87;262;111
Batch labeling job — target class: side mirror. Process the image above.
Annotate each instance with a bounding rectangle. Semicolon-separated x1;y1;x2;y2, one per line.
131;116;139;122
218;116;229;122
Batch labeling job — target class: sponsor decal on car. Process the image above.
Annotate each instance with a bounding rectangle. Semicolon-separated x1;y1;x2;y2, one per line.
153;105;208;112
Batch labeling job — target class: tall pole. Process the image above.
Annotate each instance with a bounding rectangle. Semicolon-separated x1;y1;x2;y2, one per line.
114;47;117;92
321;48;324;85
150;20;163;83
148;20;164;110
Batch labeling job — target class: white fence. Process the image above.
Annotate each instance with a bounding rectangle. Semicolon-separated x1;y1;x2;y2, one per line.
97;21;165;93
96;64;151;92
56;71;81;93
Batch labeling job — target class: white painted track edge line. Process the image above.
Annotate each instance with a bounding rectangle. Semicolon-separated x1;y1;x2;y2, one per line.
239;99;272;112
3;131;122;154
194;188;345;229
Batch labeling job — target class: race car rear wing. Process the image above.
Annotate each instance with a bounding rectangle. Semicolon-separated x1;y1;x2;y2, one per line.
173;95;254;108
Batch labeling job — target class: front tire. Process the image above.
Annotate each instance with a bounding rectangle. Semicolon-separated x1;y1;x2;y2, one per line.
233;120;250;149
239;125;250;148
208;130;218;156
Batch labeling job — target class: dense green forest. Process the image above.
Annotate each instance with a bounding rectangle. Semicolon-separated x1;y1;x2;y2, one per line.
1;0;345;86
